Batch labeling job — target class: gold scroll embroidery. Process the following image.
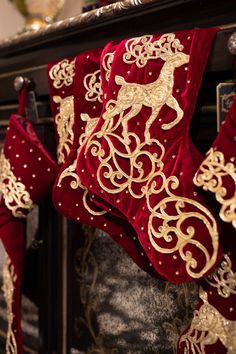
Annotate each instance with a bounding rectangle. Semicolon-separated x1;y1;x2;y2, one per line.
53;95;74;164
102;52;115;82
57;70;105;216
84;70;103;103
2;254;18;354
179;287;236;354
49;58;76;88
0;150;34;218
84;33;219;279
57;148;106;216
206;254;236;298
123;33;184;68
194;148;236;229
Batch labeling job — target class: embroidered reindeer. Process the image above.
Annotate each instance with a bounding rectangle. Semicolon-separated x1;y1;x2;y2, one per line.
179;288;236;354
103;40;189;144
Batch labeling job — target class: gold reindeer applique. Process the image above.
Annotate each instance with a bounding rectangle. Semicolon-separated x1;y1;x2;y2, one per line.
179;287;236;354
102;35;189;144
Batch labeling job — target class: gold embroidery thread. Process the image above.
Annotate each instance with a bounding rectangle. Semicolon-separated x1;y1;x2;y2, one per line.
102;51;115;82
57;68;105;216
194;148;236;229
2;254;18;354
206;254;236;298
179;287;236;354
49;58;76;88
83;33;219;279
53;95;74;164
57;157;106;216
123;34;184;68
101;34;189;145
0;150;34;217
84;70;103;103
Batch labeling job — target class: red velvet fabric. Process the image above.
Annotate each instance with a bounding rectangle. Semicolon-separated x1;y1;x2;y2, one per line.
0;111;58;353
0;199;26;353
47;55;77;164
178;94;236;354
178;235;236;354
194;95;236;229
48;47;161;278
3;114;58;208
76;28;222;283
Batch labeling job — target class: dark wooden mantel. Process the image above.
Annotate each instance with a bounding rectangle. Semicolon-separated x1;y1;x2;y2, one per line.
0;0;235;104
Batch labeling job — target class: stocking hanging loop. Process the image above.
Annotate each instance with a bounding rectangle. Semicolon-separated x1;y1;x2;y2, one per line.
14;76;39;123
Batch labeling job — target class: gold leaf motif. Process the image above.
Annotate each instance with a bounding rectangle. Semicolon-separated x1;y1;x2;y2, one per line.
53;95;74;164
49;58;76;89
206;254;236;298
0;150;34;218
2;254;18;354
102;52;115;82
83;34;219;279
194;148;236;229
123;33;184;68
84;70;103;103
179;287;236;354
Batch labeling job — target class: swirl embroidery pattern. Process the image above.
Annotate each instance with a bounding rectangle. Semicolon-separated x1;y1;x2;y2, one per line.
84;33;219;279
194;148;236;229
53;95;74;164
206;254;236;298
0;150;34;217
49;58;76;88
179;288;236;354
84;70;103;103
102;51;115;82
123;33;184;68
57;114;106;216
2;255;18;354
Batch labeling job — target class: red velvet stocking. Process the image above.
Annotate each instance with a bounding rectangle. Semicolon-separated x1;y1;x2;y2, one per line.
0;201;26;354
178;230;236;354
76;28;223;283
177;86;236;354
48;47;161;277
0;90;58;353
194;95;236;230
